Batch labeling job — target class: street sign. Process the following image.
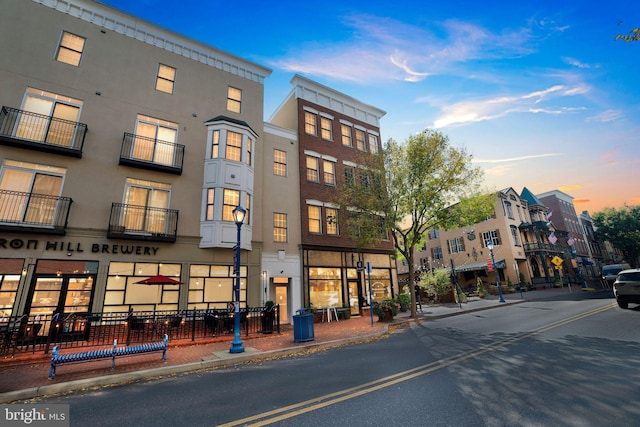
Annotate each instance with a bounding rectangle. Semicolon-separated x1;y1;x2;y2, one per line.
487;258;493;272
551;256;563;267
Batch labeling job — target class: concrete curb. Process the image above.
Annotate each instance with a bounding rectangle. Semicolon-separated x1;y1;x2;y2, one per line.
0;329;390;403
1;287;592;403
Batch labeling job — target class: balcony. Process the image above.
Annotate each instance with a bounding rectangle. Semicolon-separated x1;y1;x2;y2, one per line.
523;241;566;254
119;133;184;175
108;203;178;242
0;106;87;158
0;190;72;235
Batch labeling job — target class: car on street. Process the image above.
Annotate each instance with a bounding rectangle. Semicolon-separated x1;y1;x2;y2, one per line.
612;268;640;309
602;263;630;286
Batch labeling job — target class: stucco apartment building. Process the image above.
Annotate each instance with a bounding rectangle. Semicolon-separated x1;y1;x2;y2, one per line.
0;0;271;323
0;0;396;329
267;76;398;317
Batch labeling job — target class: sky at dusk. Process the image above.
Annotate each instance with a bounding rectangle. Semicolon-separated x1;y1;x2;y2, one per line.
99;0;640;214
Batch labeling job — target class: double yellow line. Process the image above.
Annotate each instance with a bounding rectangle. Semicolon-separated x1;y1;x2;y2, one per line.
219;302;615;426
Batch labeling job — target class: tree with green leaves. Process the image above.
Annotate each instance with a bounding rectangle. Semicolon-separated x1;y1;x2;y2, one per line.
592;204;640;268
331;129;494;317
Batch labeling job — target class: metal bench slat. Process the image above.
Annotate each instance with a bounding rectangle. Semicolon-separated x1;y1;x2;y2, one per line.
49;334;168;379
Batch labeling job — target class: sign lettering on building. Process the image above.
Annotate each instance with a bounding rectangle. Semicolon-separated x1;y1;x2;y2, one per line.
0;238;160;256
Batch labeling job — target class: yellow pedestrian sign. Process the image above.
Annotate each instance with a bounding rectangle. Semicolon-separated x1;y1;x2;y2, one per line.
551;256;563;267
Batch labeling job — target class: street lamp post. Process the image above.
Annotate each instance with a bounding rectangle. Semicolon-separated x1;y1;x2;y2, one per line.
487;241;506;303
230;205;246;354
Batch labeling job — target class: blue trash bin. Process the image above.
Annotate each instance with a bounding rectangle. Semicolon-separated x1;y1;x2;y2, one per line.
293;309;315;342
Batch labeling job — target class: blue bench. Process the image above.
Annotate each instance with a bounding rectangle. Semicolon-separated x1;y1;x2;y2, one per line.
49;334;168;379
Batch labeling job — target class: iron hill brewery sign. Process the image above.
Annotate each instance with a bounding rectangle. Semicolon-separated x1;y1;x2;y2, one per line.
0;237;160;256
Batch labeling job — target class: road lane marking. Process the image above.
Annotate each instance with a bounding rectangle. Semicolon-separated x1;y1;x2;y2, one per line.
219;302;615;427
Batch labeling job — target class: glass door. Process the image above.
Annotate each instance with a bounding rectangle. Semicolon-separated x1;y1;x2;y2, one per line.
274;285;288;323
28;275;95;338
348;279;360;315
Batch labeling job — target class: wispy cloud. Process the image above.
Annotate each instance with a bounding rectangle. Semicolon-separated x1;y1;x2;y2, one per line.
270;14;553;83
573;198;591;204
474;153;563;164
432;85;587;128
586;110;623;123
562;57;600;69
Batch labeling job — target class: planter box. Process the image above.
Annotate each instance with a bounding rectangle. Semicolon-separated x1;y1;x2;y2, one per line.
378;310;394;322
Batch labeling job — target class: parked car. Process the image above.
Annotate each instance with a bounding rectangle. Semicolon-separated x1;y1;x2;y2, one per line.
602;263;631;286
612;268;640;309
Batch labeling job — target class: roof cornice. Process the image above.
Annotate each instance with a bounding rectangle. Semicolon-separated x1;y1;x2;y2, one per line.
290;74;385;128
33;0;271;83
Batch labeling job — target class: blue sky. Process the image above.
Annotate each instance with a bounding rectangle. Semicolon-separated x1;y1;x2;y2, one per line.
99;0;639;213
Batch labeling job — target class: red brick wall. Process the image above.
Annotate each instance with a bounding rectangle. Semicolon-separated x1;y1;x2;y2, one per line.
296;99;393;252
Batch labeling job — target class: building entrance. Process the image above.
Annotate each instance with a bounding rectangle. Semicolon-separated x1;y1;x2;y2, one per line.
347;279;361;315
23;260;97;338
274;284;288;323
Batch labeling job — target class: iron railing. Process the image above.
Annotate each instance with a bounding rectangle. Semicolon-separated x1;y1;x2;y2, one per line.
523;242;566;253
0;306;280;357
120;133;184;174
108;203;178;242
0;190;72;234
0;106;87;157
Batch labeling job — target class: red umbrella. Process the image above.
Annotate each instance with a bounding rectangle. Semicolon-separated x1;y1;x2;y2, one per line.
134;275;183;285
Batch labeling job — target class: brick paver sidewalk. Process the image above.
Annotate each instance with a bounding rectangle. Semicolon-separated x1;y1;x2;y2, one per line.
0;315;388;399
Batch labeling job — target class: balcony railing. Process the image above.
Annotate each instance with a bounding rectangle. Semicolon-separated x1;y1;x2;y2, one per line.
0;190;72;234
523;241;566;253
0;106;87;157
108;203;178;242
119;133;184;175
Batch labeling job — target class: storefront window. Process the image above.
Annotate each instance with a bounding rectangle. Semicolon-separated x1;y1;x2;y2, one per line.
188;264;246;310
369;268;392;302
309;267;342;308
104;262;181;313
0;259;23;318
0;275;19;318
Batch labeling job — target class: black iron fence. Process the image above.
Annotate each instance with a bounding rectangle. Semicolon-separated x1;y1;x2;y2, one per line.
0;305;280;357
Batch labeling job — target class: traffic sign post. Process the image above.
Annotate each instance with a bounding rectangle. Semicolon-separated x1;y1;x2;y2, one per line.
366;262;373;326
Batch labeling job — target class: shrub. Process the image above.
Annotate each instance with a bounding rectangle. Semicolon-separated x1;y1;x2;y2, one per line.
372;299;400;317
422;268;453;303
396;293;410;312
